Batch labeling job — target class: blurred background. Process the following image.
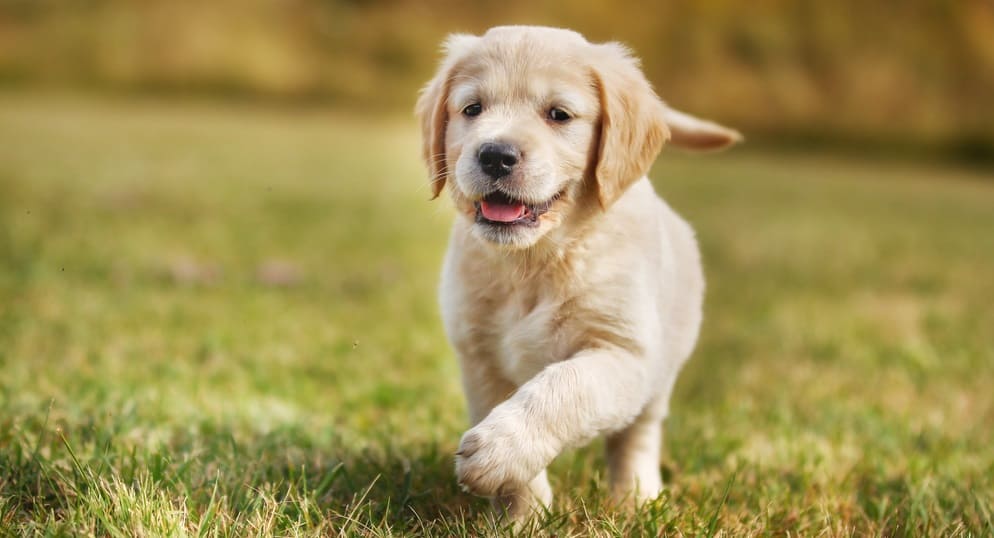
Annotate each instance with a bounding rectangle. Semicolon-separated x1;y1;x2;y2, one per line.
2;0;994;162
2;1;994;534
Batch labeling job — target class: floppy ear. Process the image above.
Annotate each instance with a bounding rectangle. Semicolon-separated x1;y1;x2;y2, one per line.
415;34;478;199
592;43;671;209
415;66;450;199
661;105;743;151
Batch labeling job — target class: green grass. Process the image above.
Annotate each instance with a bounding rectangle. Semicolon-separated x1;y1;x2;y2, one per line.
1;93;992;536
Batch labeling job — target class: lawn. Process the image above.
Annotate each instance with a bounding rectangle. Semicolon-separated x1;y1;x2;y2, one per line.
1;93;992;536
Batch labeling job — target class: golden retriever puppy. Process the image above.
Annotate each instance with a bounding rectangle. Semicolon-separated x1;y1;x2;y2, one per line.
416;26;740;519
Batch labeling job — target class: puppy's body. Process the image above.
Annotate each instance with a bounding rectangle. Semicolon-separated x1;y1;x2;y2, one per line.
417;26;739;518
440;180;703;511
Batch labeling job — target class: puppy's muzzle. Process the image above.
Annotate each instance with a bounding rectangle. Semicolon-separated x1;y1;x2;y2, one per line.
477;142;520;180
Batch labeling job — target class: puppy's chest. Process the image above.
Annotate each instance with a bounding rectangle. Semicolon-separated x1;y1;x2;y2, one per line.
486;291;578;385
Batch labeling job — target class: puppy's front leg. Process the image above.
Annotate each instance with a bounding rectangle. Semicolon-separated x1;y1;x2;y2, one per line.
456;348;649;498
459;358;553;518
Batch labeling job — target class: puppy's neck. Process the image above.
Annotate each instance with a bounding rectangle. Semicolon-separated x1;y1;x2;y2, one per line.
467;220;602;286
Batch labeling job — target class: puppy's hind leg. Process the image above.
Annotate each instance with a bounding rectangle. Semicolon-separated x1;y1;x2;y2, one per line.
605;415;664;505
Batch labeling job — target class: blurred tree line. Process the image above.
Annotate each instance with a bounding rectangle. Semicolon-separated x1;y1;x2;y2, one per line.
2;0;993;160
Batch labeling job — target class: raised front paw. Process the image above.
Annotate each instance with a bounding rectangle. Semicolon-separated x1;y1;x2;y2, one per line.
455;412;551;497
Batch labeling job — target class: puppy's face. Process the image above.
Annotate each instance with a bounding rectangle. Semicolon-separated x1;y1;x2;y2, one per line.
417;26;741;249
445;40;598;248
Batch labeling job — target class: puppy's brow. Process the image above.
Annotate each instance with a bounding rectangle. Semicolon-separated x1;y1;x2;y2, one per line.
449;83;481;109
547;91;591;114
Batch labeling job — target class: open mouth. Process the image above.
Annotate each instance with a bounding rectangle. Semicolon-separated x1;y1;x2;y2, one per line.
474;191;557;227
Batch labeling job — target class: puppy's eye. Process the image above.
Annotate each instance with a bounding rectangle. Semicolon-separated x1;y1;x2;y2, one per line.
462;103;483;117
548;107;572;122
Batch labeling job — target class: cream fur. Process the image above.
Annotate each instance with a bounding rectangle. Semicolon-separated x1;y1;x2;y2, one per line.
416;25;741;519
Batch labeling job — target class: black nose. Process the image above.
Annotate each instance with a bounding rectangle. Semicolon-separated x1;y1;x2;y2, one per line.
477;143;520;179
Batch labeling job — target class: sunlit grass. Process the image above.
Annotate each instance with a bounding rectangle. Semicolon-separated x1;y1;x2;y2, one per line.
1;93;992;536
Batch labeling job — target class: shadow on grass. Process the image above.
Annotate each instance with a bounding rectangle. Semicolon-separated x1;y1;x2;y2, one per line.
0;416;490;534
0;416;709;535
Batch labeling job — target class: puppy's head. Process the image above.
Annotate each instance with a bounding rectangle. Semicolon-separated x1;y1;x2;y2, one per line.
417;26;741;249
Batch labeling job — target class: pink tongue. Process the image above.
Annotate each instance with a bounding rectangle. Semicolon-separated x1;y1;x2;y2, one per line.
480;201;526;222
